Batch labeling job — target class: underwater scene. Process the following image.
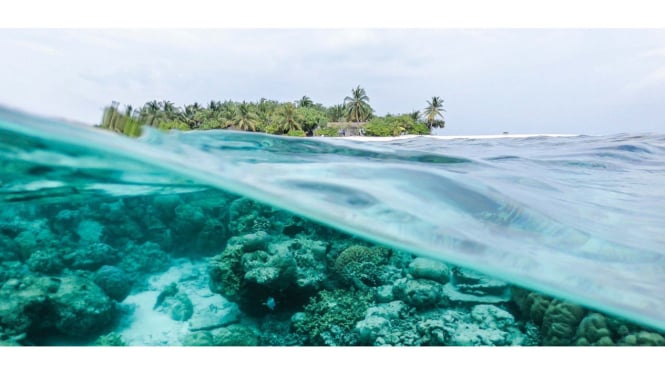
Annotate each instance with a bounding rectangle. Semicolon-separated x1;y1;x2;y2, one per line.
1;107;665;346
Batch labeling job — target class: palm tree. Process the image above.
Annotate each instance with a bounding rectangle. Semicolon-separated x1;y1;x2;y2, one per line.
175;102;205;129
276;103;302;133
423;96;446;130
208;100;221;112
199;100;224;128
145;100;160;112
327;104;346;122
344;85;372;123
101;101;121;131
124;105;134;118
180;104;199;129
218;102;236;129
297;95;313;108
140;100;161;126
234;101;258;131
409;110;421;122
256;98;276;128
160;100;178;121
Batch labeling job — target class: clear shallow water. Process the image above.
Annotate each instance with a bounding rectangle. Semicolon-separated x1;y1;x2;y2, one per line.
1;107;665;332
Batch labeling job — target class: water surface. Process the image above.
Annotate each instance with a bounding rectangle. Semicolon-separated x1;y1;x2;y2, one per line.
1;107;664;332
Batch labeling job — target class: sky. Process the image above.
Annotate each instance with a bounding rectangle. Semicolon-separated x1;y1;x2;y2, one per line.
1;28;664;135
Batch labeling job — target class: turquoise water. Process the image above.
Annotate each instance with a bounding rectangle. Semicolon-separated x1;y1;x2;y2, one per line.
1;106;664;345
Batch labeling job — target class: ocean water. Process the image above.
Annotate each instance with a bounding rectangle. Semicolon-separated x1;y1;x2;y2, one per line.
1;106;664;346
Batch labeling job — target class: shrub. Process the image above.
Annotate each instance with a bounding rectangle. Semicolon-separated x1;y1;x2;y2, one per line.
286;129;306;137
313;126;340;137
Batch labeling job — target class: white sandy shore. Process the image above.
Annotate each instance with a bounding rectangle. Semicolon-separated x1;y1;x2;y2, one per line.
334;134;579;142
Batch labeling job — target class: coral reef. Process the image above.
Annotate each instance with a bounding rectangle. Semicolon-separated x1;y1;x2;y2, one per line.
540;300;587;345
117;241;172;281
619;331;665;346
182;331;214;346
355;301;410;344
228;198;276;236
0;275;115;343
26;249;64;275
76;219;105;244
93;265;133;302
450;267;509;297
407;257;450;284
210;324;260;346
511;287;665;346
334;245;391;289
393;278;443;309
94;332;127;346
294;289;373;345
574;312;613;346
63;242;120;271
2;187;663;347
12;219;56;261
353;302;534;346
511;286;552;326
208;231;329;316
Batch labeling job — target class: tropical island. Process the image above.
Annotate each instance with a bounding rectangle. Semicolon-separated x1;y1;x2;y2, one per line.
97;86;446;138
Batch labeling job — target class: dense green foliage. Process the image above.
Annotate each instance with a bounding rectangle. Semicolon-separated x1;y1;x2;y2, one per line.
326;104;346;122
273;103;302;134
313;126;341;137
364;115;430;136
99;102;143;137
286;129;306;137
298;107;328;136
97;87;445;137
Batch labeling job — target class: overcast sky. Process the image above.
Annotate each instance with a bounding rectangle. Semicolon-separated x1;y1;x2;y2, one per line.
1;28;664;135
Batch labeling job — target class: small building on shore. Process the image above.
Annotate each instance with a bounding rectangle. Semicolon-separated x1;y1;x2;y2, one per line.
324;121;367;136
